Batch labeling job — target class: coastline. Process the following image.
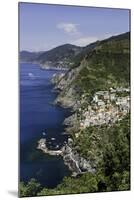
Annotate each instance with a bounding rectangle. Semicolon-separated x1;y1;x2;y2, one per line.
20;61;69;71
37;74;96;177
37;138;95;177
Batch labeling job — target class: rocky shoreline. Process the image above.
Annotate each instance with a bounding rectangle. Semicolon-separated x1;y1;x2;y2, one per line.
37;138;62;156
20;61;69;71
37;84;130;177
37;138;95;177
37;72;86;176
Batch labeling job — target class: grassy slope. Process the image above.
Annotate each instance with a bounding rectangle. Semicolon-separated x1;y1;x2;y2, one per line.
74;32;130;96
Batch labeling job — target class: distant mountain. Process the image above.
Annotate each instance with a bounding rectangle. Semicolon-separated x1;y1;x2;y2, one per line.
20;51;44;63
20;44;82;68
20;32;130;71
37;44;82;68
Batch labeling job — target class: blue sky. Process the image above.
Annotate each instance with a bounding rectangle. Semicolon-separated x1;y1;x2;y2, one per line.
19;3;130;51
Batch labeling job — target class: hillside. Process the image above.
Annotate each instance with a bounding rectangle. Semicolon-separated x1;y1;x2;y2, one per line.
37;44;82;68
20;44;82;68
71;32;129;69
55;32;130;107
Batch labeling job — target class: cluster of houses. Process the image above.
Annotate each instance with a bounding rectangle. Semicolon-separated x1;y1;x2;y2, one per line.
80;88;130;128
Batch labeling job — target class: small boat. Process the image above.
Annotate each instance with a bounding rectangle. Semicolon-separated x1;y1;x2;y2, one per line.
51;137;56;141
28;72;34;78
42;132;46;136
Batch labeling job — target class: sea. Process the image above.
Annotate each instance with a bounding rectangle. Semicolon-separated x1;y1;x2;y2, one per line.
20;63;71;188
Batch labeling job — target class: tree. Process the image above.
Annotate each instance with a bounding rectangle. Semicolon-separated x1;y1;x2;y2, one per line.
19;178;41;197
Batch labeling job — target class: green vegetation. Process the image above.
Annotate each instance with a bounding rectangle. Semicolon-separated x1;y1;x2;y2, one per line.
74;33;130;98
73;114;130;184
19;178;41;197
20;114;130;197
38;173;98;196
37;44;82;65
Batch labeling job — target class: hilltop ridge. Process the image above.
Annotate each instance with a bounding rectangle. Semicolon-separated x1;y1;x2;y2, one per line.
20;43;82;68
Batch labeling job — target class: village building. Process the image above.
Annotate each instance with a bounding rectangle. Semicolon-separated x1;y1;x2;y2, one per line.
79;88;130;129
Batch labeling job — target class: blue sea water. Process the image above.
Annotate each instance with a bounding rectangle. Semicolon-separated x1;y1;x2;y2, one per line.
20;63;71;188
